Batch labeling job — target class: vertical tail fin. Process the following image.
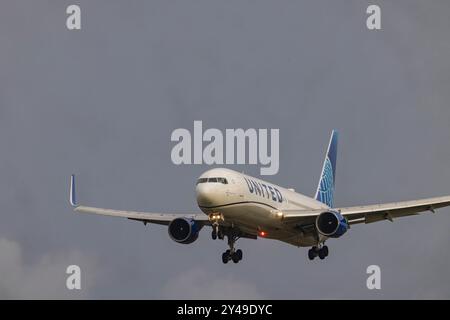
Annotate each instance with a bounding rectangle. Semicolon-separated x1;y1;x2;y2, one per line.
314;130;338;208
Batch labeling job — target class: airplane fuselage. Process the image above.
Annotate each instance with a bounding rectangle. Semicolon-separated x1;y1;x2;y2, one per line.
196;168;328;246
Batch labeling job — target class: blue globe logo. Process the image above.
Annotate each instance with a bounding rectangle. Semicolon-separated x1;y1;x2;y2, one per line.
317;157;334;207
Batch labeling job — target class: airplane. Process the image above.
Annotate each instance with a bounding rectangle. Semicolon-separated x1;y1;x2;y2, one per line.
69;130;450;263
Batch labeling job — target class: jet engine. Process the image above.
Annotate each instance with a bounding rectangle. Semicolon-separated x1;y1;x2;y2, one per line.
168;217;202;244
315;210;349;238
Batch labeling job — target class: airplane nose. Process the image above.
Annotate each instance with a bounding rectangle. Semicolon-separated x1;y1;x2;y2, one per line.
196;183;211;206
196;183;219;207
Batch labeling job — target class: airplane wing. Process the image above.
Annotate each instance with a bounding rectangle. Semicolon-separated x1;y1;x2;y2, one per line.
69;175;210;226
73;206;210;225
281;195;450;226
339;195;450;224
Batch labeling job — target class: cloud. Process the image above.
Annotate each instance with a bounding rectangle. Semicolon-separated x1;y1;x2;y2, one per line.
162;267;264;299
0;238;97;299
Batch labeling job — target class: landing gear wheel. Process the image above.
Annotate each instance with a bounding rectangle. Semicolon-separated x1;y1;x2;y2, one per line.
318;249;326;260
230;249;243;263
236;249;243;261
217;229;224;240
322;245;329;257
222;252;229;264
212;230;217;240
308;248;316;260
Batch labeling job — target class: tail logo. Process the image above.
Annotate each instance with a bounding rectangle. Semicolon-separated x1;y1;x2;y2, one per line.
316;157;334;208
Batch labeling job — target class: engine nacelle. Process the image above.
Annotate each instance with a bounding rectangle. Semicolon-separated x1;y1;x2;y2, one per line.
315;210;349;238
168;217;201;244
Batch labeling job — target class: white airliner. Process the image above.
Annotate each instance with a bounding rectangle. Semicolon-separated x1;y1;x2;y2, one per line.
69;131;450;263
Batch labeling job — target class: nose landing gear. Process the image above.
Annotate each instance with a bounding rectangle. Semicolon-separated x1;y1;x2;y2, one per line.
209;213;225;241
308;244;329;260
211;224;224;240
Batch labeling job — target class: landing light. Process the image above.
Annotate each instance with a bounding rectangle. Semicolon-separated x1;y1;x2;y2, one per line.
209;213;223;221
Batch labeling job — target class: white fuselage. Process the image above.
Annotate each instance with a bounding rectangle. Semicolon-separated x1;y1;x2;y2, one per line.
196;168;329;247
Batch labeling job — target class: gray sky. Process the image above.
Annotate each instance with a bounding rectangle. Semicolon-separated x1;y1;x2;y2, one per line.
1;0;450;299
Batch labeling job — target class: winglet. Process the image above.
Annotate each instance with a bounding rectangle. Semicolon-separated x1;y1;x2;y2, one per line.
69;174;78;207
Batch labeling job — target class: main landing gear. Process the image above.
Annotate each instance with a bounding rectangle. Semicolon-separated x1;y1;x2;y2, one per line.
308;244;329;260
211;226;243;264
222;248;243;264
221;232;243;264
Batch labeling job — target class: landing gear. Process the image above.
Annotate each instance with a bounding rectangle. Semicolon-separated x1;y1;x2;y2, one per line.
308;248;316;260
209;213;224;241
209;215;242;263
319;245;328;259
308;245;329;261
221;230;243;264
211;225;224;240
222;249;243;264
234;249;243;262
222;250;230;264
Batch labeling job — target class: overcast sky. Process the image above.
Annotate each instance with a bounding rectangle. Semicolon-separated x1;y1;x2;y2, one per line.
1;0;450;299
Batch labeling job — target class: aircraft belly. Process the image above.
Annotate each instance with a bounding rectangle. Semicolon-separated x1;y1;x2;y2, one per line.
219;203;276;230
217;203;318;247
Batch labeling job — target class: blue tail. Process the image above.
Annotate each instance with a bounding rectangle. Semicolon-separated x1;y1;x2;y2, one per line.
314;130;338;208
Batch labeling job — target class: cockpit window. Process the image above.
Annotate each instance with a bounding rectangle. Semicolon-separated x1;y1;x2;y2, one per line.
196;177;228;185
196;178;208;185
217;178;228;184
